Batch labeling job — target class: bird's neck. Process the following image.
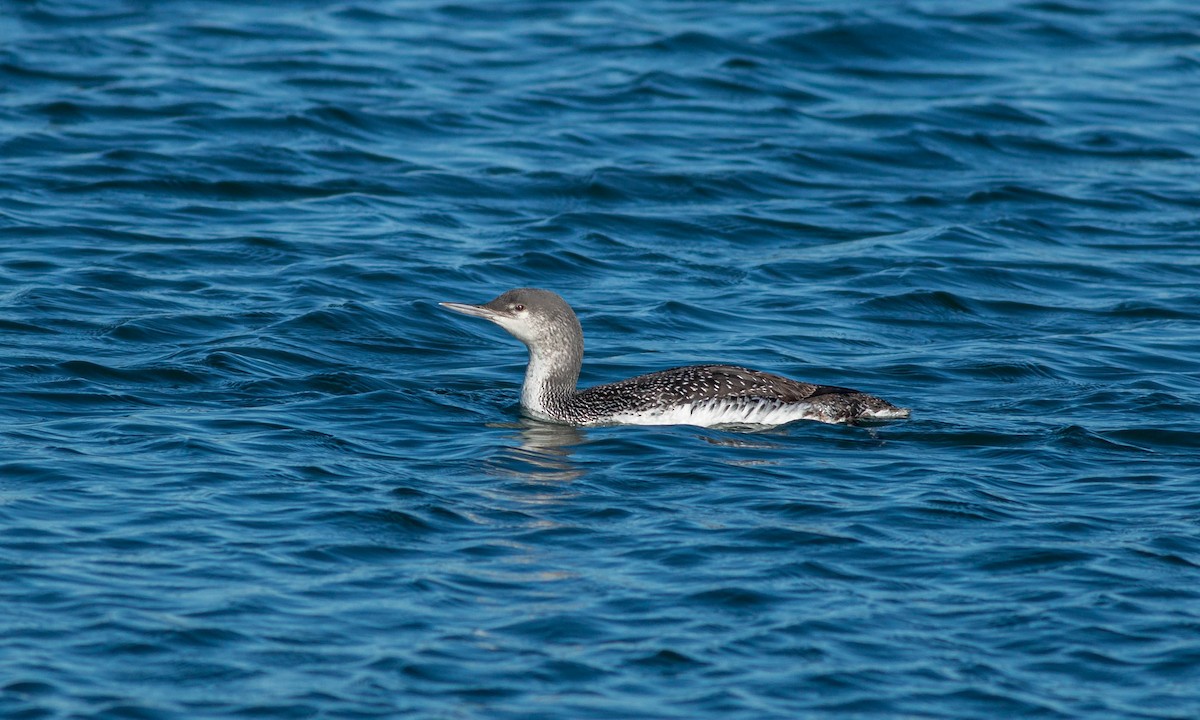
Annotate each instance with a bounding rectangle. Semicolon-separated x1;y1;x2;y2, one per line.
520;338;582;420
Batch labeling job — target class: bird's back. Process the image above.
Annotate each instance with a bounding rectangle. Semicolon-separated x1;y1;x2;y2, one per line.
563;364;905;426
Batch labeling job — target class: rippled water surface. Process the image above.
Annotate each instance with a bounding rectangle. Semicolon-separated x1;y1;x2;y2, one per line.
3;1;1200;718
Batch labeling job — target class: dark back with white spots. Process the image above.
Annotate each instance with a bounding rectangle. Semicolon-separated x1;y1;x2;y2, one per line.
558;364;864;423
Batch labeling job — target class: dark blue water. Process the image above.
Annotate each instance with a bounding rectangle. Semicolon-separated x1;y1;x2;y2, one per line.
3;1;1199;718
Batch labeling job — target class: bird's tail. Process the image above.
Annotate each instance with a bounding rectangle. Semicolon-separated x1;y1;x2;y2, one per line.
854;394;910;421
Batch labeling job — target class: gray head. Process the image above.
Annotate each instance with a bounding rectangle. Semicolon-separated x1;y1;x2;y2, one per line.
439;288;583;351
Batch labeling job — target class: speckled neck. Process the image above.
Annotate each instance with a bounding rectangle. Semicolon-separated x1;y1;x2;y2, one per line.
519;316;583;421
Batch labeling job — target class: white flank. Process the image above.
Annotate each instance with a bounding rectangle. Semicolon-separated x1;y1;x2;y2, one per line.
607;400;840;428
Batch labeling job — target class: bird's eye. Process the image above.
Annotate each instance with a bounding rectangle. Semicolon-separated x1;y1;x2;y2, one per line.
514;304;525;312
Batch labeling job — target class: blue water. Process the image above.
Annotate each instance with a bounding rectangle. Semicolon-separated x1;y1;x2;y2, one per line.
2;1;1199;717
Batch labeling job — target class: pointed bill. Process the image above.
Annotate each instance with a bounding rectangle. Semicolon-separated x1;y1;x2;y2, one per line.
438;301;499;320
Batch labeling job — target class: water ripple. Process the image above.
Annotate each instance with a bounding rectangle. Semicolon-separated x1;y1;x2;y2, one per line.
2;1;1200;719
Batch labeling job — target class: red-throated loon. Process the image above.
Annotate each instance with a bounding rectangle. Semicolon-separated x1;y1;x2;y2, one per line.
439;288;910;427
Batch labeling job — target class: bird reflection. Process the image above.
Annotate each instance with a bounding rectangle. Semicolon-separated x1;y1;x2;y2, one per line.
484;418;586;483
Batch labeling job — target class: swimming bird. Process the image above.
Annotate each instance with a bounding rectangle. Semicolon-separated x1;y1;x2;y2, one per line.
439;288;909;427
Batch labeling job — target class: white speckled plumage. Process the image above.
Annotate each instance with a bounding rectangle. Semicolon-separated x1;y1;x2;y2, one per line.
440;288;910;427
